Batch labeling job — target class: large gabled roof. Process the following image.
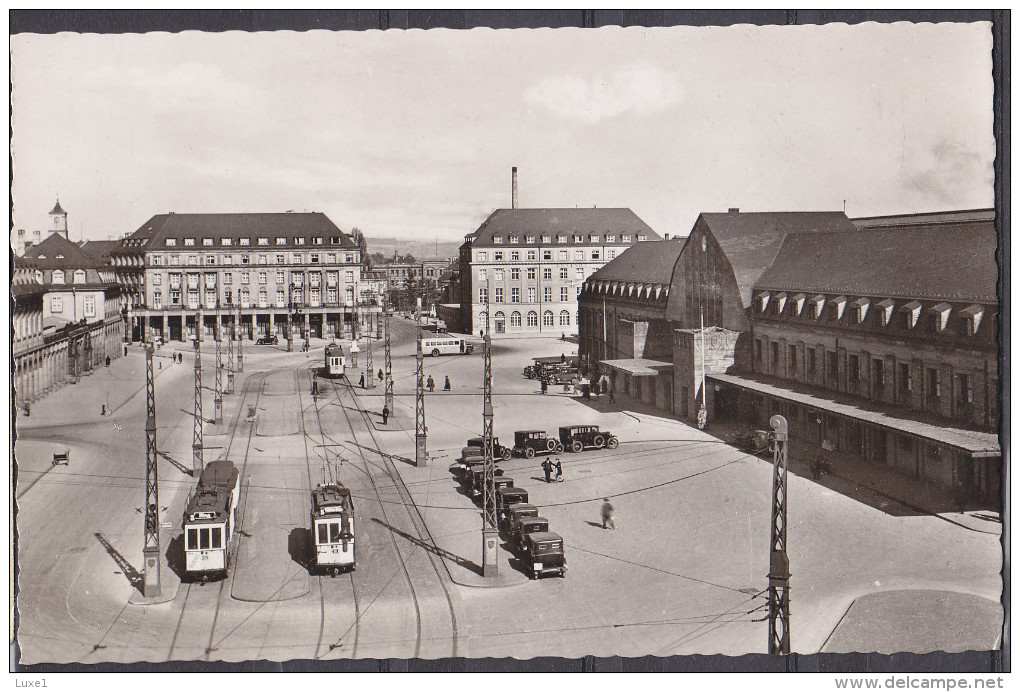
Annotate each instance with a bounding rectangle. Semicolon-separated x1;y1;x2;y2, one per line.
79;239;123;262
120;212;357;251
589;239;684;285
465;208;659;247
700;211;857;307
19;232;105;270
755;220;998;303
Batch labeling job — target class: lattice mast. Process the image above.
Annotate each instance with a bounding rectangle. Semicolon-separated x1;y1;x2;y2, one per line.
384;286;394;415
415;296;427;466
236;303;244;372
214;302;223;423
192;310;204;475
767;414;791;655
481;291;498;576
142;344;161;597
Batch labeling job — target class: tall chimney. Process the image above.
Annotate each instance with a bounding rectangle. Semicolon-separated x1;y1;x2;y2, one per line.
511;167;518;210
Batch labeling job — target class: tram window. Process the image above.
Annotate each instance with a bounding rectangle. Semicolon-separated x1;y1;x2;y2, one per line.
329;522;342;543
187;529;199;550
199;528;210;549
317;523;329;544
211;527;222;549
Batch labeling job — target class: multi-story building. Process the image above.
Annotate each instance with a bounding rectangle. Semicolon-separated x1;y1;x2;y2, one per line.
709;210;1000;505
125;213;362;342
458;207;660;337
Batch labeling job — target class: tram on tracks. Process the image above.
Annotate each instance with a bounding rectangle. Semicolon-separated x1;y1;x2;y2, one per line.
183;459;240;581
311;482;357;574
324;342;347;378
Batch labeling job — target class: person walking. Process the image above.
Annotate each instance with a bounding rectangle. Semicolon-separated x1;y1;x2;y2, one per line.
540;378;548;395
555;459;563;482
600;498;616;529
378;368;384;381
443;376;452;391
105;356;111;367
542;459;552;483
381;405;390;425
359;373;365;388
560;352;566;363
427;375;435;392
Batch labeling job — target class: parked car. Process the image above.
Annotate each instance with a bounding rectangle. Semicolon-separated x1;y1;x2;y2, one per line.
542;366;580;385
465;436;513;461
504;503;539;539
470;470;512;498
512;430;564;458
256;334;279;345
558;425;619;453
513;516;551;555
495;487;530;526
524;531;567;579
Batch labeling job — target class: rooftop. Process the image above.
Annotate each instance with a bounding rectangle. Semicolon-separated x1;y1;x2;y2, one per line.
19;233;106;270
588;239;684;285
119;213;357;252
464;208;660;247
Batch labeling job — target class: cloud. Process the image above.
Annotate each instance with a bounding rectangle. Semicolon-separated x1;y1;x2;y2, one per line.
901;136;994;205
525;64;684;124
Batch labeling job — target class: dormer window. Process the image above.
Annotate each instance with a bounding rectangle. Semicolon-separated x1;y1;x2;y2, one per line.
622;235;632;243
929;303;951;332
52;269;65;284
572;235;583;243
960;304;985;336
637;234;648;241
542;235;551;243
184;238;195;246
240;238;250;246
900;300;922;329
526;236;536;243
313;237;323;245
757;291;770;313
589;234;600;243
276;237;287;245
557;235;567;244
258;237;269;246
73;269;86;284
606;235;616;243
493;236;504;244
509;235;519;244
295;238;305;245
850;297;870;324
773;292;787;315
830;296;847;320
166;238;177;247
203;238;213;246
791;293;806;316
876;298;895;326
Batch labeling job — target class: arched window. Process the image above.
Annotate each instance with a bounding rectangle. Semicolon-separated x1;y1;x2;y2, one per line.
494;311;506;334
543;310;554;326
479;311;488;327
559;310;571;326
527;311;538;327
510;311;522;327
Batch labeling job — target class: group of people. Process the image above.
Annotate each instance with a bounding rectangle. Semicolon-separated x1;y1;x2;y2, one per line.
170;351;184;364
541;457;564;483
426;375;452;392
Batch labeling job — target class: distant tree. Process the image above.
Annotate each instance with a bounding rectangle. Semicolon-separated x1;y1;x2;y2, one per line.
369;251;389;266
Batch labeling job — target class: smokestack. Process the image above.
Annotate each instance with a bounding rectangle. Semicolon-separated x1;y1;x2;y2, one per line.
512;167;518;210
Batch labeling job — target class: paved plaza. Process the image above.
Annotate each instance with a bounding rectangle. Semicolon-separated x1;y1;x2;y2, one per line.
13;320;1002;663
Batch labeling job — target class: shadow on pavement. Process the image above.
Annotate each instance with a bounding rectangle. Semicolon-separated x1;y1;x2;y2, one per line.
95;531;143;594
288;527;313;573
372;517;482;577
164;533;189;583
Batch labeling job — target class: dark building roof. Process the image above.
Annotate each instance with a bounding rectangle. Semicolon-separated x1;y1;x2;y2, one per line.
700;211;857;307
49;199;67;216
755;222;998;303
19;232;105;270
80;239;123;262
464;208;660;247
852;208;993;229
120;213;357;251
589;239;684;285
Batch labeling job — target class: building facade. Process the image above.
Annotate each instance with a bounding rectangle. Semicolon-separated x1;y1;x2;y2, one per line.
459;208;661;337
126;213;362;341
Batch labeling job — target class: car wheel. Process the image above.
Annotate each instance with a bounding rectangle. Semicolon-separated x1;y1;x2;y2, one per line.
546;439;557;452
571;440;583;453
432;348;440;357
593;435;605;449
501;448;512;461
524;446;535;459
555;442;565;453
606;437;619;450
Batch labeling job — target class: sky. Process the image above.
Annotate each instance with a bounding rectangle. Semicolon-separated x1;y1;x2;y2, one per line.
11;22;995;244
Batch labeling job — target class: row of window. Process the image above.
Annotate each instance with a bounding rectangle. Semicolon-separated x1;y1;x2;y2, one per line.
154;270;355;287
477;248;618;263
479;266;591;282
479;286;580;304
48;269;87;285
166;235;347;248
152;286;355;310
480;310;573;328
757;292;987;337
489;233;645;245
50;294;98;317
149;252;358;267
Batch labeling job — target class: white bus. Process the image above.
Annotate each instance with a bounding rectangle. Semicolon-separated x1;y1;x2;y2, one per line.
421;337;474;357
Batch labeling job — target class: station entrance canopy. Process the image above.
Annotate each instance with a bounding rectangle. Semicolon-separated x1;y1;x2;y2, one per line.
600;358;672;377
708;373;1000;459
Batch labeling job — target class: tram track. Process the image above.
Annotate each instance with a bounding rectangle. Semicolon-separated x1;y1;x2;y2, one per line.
326;375;460;659
166;372;266;662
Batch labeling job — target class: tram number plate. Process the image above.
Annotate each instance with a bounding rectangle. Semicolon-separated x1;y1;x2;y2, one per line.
160;522;173;529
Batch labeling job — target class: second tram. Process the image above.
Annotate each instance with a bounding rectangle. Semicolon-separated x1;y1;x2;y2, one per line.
183;459;240;581
324;342;347;378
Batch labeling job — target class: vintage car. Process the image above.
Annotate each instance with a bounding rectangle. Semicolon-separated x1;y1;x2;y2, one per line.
558;425;620;453
470;470;513;498
495;487;530;525
512;430;564;458
541;366;580;386
524;356;578;379
504;503;539;538
465;436;513;461
524;531;567;579
513;516;551;554
256;334;279;345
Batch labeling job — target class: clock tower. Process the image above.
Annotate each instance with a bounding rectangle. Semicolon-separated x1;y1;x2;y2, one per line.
49;198;68;239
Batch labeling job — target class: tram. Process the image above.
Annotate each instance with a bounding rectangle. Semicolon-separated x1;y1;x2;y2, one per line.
311;482;356;574
324;342;347;378
183;459;240;581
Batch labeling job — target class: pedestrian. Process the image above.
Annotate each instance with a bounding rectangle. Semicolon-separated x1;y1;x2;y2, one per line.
542;459;552;483
359;373;365;388
443;376;451;391
24;403;31;417
600;498;616;530
427;375;435;392
123;345;128;357
382;405;390;425
480;329;484;338
378;369;384;381
555;459;563;482
540;378;548;394
105;356;111;367
173;350;178;363
101;404;107;416
561;352;566;363
609;383;615;403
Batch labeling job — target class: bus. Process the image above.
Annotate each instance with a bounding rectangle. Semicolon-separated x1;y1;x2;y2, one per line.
421;337;474;357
